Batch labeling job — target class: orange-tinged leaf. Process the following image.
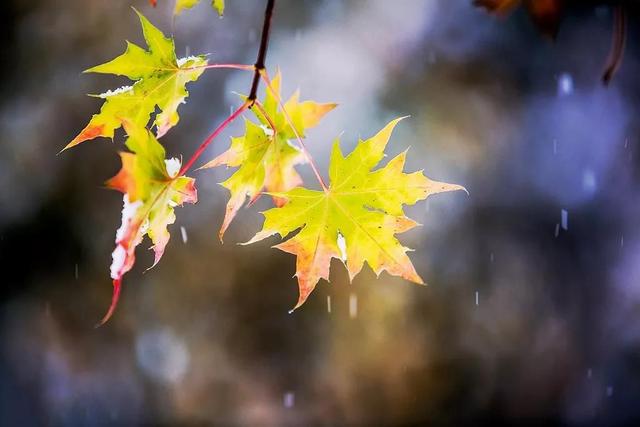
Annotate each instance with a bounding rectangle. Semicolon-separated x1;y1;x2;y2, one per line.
200;72;336;240
247;118;466;309
64;10;207;151
65;123;108;150
98;123;197;325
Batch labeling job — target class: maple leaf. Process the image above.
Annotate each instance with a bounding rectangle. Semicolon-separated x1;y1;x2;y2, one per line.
100;122;197;325
200;72;336;240
246;118;466;309
64;9;207;151
174;0;225;16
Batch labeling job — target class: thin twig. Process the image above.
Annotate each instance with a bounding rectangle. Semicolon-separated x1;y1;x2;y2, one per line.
180;0;276;175
179;101;250;175
248;0;275;103
196;63;255;71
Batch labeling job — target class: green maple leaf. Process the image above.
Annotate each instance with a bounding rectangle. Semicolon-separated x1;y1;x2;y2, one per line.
174;0;225;16
246;118;466;309
64;9;207;150
100;121;197;325
200;72;336;240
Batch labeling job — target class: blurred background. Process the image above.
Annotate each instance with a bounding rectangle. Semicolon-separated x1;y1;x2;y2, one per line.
2;0;640;425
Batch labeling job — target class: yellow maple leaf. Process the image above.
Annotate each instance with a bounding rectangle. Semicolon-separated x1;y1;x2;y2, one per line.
247;118;466;309
64;9;206;150
200;72;336;240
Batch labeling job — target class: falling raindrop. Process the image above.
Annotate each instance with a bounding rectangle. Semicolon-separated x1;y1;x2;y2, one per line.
587;368;592;379
180;226;188;244
582;169;596;193
561;209;568;231
553;139;558;155
74;263;78;280
554;223;560;238
349;293;358;319
557;73;574;96
283;392;295;408
327;295;332;314
475;291;479;306
621;235;624;248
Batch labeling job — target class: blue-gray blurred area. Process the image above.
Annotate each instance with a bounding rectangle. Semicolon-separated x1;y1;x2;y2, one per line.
2;0;640;425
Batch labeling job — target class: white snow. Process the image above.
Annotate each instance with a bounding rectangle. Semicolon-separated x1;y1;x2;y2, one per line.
115;195;142;242
285;139;303;153
337;232;347;261
165;157;181;178
260;124;274;137
98;85;133;98
110;245;127;279
177;55;202;67
111;195;142;279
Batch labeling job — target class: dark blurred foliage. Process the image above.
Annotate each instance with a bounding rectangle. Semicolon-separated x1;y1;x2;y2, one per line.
3;0;640;425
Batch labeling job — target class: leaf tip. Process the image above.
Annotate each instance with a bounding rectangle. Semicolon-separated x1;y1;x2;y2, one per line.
95;279;122;328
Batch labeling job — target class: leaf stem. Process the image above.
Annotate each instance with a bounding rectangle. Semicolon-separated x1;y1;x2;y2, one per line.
196;63;255;71
180;0;276;176
259;70;328;192
252;99;277;131
179;101;250;175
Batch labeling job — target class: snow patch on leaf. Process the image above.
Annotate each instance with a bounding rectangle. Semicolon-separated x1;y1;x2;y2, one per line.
337;232;347;262
111;194;143;279
98;85;134;98
115;194;142;243
165;157;181;178
111;246;128;280
260;124;274;137
177;55;203;67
